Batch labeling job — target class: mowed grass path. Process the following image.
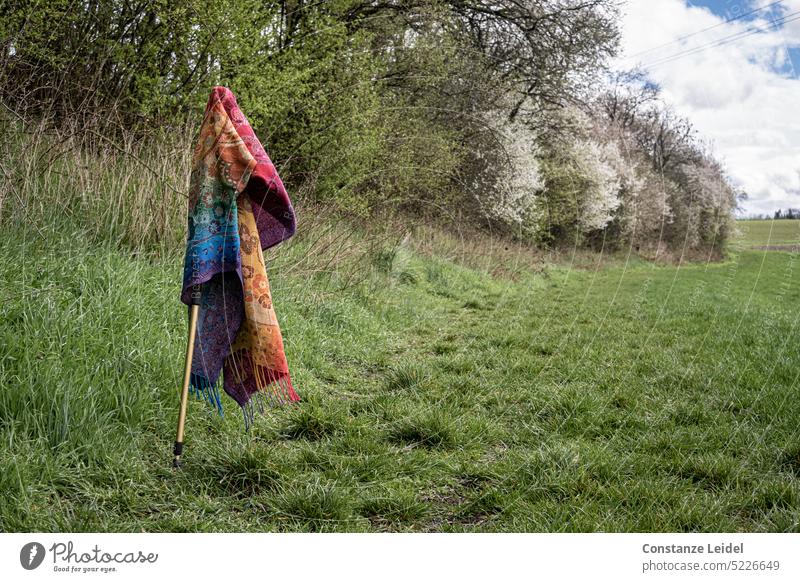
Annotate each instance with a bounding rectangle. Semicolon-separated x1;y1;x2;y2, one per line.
1;227;799;532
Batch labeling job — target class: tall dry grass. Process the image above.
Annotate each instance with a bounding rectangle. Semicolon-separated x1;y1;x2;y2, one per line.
0;117;191;254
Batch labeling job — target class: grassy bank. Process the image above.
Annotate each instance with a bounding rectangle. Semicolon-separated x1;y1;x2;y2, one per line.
1;218;799;532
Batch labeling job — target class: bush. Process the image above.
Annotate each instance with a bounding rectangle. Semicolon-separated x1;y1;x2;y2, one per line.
465;110;544;238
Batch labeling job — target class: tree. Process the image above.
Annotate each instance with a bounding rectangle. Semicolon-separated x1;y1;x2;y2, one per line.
343;0;620;120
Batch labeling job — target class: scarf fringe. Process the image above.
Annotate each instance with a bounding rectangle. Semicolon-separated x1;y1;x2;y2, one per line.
190;359;299;429
228;351;300;431
239;377;298;431
189;373;224;417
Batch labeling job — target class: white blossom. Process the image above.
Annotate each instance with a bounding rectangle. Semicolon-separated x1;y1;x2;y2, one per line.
473;111;544;236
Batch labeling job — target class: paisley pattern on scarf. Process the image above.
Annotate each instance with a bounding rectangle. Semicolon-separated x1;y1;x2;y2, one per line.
225;195;297;422
181;86;298;428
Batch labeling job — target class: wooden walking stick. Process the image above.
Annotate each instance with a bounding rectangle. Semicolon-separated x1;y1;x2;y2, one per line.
173;291;200;468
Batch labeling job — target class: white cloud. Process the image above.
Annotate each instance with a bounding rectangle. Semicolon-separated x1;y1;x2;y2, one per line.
616;0;800;215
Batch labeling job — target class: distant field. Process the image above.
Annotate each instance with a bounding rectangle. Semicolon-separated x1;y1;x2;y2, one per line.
737;219;800;249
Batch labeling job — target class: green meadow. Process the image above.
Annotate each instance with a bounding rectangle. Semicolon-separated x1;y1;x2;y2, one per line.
737;219;800;248
1;219;799;532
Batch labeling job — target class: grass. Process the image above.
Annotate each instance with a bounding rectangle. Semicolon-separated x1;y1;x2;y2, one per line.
1;215;799;532
736;219;800;248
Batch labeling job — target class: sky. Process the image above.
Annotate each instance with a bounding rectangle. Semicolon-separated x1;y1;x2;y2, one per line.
617;0;800;216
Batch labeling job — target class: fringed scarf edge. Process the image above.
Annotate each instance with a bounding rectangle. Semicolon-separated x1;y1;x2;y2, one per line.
189;364;299;431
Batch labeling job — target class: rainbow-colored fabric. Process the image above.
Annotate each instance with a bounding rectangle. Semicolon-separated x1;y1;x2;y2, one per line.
181;87;298;428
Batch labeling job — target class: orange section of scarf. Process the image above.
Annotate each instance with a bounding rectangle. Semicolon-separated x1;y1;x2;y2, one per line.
192;100;257;200
226;194;294;402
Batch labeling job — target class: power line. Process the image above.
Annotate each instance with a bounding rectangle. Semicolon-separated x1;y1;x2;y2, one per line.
641;9;800;69
644;10;800;68
626;0;784;59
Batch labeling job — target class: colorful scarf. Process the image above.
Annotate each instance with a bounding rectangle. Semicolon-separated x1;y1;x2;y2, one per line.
181;86;299;428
